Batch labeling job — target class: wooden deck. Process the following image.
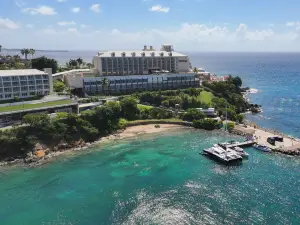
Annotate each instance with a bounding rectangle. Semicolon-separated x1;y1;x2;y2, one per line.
219;140;256;149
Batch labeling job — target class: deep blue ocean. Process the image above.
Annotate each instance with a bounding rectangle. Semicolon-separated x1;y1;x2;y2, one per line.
0;52;300;224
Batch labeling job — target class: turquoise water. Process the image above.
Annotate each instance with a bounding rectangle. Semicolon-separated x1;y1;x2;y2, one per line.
1;129;300;224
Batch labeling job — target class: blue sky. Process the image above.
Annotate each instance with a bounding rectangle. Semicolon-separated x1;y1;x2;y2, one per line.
1;0;300;51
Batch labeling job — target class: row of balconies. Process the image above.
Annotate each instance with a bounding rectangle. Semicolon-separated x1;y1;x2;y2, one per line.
0;91;49;99
110;52;173;57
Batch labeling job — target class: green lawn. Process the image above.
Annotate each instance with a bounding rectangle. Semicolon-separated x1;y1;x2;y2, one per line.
137;104;153;110
197;91;213;105
0;100;74;113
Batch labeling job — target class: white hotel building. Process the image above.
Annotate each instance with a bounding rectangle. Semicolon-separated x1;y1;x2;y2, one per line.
93;44;192;76
0;69;53;101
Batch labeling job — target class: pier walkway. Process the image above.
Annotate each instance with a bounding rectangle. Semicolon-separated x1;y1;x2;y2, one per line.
219;140;256;149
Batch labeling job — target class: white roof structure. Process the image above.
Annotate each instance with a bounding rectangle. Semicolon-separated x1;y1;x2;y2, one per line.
96;50;187;58
0;69;47;76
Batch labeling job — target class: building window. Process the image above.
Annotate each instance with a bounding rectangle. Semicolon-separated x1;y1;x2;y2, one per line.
5;94;12;98
22;93;28;96
4;88;12;92
14;93;20;97
30;92;36;96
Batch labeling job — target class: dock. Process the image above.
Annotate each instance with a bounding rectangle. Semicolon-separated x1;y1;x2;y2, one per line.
219;140;256;149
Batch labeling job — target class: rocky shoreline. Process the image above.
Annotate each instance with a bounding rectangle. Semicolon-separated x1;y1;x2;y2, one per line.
0;124;188;168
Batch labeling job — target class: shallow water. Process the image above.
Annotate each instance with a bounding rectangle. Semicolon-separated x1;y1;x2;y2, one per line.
1;130;299;224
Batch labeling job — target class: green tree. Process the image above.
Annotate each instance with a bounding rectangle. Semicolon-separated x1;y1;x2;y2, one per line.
236;114;244;123
0;45;2;53
23;113;50;128
69;59;78;68
53;80;67;92
86;63;93;69
31;56;58;74
120;96;139;120
29;49;35;59
227;122;235;132
20;48;30;60
76;58;83;67
182;108;206;122
193;67;198;74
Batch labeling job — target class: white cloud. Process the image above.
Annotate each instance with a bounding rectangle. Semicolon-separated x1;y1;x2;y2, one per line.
57;21;76;26
15;0;26;8
149;5;170;13
71;7;80;13
42;28;57;34
286;21;300;27
80;24;90;28
22;6;57;15
0;18;20;29
25;24;34;28
90;4;100;13
67;28;78;33
2;23;300;51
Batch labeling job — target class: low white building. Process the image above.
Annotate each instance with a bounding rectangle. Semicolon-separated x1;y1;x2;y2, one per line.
93;44;192;76
0;69;53;101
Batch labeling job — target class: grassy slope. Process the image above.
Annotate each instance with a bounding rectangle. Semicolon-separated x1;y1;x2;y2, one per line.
197;91;213;105
137;104;153;110
0;100;73;113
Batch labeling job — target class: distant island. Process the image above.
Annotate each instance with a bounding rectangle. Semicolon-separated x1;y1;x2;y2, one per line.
2;48;69;52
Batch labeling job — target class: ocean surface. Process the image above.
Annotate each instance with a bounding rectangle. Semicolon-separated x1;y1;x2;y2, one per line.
1;129;300;225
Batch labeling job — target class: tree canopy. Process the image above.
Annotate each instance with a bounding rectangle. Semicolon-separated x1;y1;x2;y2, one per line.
32;56;58;74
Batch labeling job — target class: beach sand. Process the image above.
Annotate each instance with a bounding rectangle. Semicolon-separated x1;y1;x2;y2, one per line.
101;124;189;141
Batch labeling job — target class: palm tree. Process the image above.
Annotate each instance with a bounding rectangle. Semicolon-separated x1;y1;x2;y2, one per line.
101;78;109;94
76;58;83;67
29;49;35;59
0;45;2;53
193;67;198;74
20;48;30;60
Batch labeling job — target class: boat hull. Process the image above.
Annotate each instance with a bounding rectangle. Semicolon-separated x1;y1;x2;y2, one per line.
203;149;243;165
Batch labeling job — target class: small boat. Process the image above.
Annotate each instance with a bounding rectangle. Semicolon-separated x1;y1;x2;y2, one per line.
232;146;249;158
253;144;272;152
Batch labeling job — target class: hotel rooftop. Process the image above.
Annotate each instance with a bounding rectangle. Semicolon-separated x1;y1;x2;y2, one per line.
0;69;48;76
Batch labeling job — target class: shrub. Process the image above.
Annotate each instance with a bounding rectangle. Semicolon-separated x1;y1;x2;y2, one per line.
182;108;206;122
193;119;220;131
154;124;160;128
118;118;128;129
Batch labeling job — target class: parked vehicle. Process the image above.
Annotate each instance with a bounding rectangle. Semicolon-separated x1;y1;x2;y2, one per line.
267;137;276;145
273;136;283;142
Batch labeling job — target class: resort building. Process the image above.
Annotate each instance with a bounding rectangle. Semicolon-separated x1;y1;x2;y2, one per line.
83;74;199;94
0;69;53;101
93;44;193;76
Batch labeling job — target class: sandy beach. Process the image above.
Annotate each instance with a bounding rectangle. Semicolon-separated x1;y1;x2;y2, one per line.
101;124;189;141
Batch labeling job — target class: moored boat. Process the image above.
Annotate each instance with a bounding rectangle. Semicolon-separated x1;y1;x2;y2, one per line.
203;146;243;164
253;144;272;152
232;146;249;158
